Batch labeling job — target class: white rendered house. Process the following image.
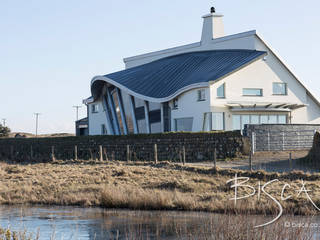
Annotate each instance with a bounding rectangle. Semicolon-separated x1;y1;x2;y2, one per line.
84;8;320;135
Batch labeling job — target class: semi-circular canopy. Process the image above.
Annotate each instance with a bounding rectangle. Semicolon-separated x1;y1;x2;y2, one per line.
91;49;266;103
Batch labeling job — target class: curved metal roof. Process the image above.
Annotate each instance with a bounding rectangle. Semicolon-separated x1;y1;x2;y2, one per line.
91;49;267;103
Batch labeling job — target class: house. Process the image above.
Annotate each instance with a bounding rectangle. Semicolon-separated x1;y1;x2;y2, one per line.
75;117;88;136
83;8;320;135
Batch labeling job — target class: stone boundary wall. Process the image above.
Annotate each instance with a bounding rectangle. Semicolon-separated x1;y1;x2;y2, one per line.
245;124;320;152
0;131;243;163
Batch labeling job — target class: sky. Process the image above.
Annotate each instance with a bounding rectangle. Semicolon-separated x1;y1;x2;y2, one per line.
1;0;320;134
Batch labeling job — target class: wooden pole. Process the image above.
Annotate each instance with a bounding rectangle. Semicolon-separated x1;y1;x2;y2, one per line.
99;145;103;161
289;152;292;171
30;145;33;160
154;144;158;164
51;146;55;161
10;145;13;160
126;145;130;162
249;150;252;171
214;147;217;170
182;146;186;165
74;145;78;161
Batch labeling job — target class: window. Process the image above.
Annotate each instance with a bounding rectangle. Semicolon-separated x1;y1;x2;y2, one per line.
232;115;241;130
175;118;193;131
243;88;263;96
173;98;178;109
202;112;225;131
212;112;225;130
232;114;288;130
273;83;287;95
217;83;225;98
278;115;287;124
101;124;106;135
92;104;99;113
197;89;206;101
203;113;211;131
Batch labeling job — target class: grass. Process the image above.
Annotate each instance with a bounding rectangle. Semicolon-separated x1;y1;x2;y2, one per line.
0;160;319;217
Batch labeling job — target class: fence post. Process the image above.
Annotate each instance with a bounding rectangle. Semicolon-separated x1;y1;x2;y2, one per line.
74;145;78;161
182;146;186;165
251;132;256;154
289;152;292;171
99;145;103;161
10;146;13;160
213;147;217;171
267;131;270;151
282;132;285;151
249;150;252;171
154;144;158;164
51;146;55;161
127;145;130;162
30;145;33;160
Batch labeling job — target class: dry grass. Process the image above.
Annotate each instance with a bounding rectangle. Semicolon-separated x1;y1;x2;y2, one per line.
0;160;320;216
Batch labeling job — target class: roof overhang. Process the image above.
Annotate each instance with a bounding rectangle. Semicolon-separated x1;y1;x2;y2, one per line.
226;101;307;112
91;76;209;103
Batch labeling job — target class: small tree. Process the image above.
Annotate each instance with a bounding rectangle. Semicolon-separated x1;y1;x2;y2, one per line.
0;124;10;138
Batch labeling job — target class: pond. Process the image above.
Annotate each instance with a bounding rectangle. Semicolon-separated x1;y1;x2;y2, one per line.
0;206;319;239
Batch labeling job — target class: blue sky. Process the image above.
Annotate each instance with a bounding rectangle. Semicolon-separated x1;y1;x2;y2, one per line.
1;0;320;134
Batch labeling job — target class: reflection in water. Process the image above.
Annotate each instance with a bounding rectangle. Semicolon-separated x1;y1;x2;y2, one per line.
0;206;317;239
0;206;220;239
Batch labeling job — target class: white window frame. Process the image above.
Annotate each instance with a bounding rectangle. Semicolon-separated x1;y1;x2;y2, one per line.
273;82;287;95
242;88;263;96
173;98;178;109
217;83;225;98
91;104;99;113
197;89;206;101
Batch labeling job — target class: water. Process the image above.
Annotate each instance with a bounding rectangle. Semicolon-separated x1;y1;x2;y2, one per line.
0;206;219;239
0;206;319;239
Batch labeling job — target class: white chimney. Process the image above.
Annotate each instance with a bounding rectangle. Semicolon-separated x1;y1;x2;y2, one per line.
201;8;224;44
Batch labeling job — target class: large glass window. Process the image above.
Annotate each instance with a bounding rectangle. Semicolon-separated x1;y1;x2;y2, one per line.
232;115;241;130
268;115;277;124
202;113;211;131
278;115;287;124
212;113;225;130
217;83;225;98
273;83;287;95
243;88;263;96
241;115;250;130
250;115;260;124
232;114;288;130
175;118;193;131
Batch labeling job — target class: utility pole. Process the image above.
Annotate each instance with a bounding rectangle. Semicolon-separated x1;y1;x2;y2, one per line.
1;119;6;127
34;113;41;137
73;106;82;121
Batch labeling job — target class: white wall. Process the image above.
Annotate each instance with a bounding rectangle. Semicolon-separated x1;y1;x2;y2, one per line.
170;87;210;132
88;100;107;135
209;57;320;128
